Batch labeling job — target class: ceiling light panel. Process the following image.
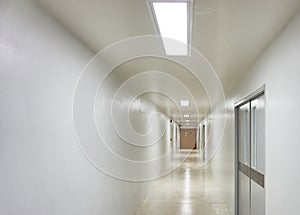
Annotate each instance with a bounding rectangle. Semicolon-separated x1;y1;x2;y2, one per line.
180;99;190;107
149;0;192;56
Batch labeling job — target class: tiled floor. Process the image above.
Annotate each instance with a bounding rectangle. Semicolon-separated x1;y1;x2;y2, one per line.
135;151;231;215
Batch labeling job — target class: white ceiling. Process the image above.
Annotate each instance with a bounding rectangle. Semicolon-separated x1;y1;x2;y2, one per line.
110;57;211;125
35;0;300;125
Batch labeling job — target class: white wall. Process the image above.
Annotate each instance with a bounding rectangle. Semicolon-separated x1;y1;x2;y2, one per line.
0;0;174;214
207;11;300;215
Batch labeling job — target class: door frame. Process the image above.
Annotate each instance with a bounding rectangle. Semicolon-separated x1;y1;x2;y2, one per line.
234;85;266;215
201;124;206;160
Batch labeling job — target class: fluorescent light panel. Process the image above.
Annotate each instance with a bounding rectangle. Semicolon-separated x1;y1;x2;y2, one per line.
183;114;190;118
180;99;190;107
151;1;190;56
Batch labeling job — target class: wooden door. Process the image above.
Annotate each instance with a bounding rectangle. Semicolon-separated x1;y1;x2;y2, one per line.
180;129;196;149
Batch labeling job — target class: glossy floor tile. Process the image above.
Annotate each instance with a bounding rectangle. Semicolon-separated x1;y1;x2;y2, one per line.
135;151;231;215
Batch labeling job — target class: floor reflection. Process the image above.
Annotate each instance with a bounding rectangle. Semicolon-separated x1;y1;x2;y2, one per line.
135;151;231;215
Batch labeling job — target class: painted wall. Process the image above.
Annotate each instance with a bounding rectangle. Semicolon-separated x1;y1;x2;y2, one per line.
0;0;174;214
206;11;300;215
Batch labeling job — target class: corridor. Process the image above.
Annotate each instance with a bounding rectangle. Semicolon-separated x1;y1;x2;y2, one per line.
1;0;300;215
136;152;230;215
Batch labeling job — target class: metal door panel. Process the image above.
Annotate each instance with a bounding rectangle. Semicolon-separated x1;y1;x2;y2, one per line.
239;172;250;215
250;95;265;215
251;180;265;215
238;103;251;215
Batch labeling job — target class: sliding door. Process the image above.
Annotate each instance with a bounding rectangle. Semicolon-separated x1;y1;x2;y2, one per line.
236;93;265;215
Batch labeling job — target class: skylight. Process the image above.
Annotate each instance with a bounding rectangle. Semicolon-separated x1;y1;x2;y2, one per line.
180;99;190;107
149;1;192;56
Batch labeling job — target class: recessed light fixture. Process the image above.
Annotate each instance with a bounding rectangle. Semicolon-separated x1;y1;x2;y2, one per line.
183;114;190;118
148;0;193;56
185;119;190;122
180;99;190;107
186;123;190;125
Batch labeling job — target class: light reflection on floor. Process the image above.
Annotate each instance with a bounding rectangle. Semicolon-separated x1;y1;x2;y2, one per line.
135;151;231;215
